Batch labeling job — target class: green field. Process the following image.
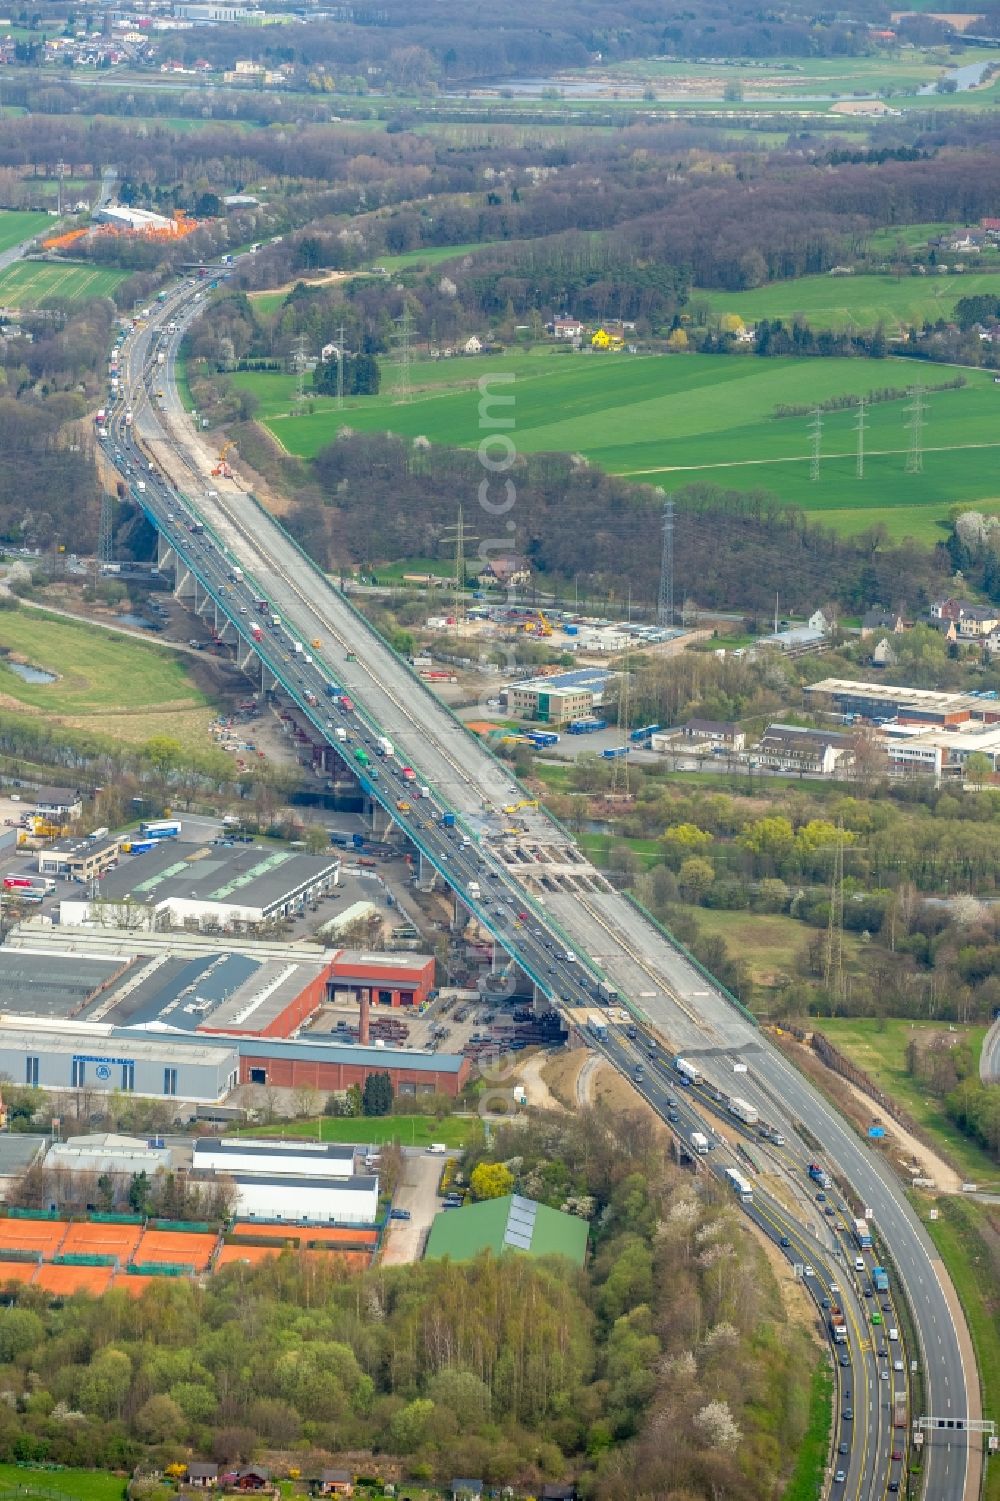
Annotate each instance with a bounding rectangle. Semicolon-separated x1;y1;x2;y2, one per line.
814;1018;998;1185
0;607;216;747
610;48;955;99
0;210;53;255
254;1114;476;1147
378;240;497;272
695;270;1000;334
235;351;1000;542
914;1197;1000;1501
0;1464;125;1501
0;260;129;307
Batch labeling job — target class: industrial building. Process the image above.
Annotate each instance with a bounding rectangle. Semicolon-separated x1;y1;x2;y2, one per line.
882;719;1000;780
425;1194;588;1266
191;1137;378;1224
59;841;340;932
38;834;123;881
237;1036;469;1096
95;204;177;234
327;950;435;1009
0;936;466;1103
224;1173;379;1225
505;669;612;725
804;678;987;727
0;1021;239;1102
193;1138;356;1179
44;1133;177;1178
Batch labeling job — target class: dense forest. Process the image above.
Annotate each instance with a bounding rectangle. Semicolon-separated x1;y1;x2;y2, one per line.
0;1110;817;1498
255;430;946;615
156;0;881;81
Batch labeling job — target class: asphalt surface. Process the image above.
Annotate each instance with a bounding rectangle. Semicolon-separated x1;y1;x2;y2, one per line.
104;268;977;1501
980;1018;1000;1084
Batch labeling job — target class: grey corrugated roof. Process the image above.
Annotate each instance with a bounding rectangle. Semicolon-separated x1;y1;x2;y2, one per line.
228;1173;378;1191
0;1135;45;1176
238;1037;465;1074
196;1139;354;1162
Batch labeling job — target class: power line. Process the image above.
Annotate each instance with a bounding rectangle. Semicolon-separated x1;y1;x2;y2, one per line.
657;491;674;629
440;506;478;624
824;820;845;1010
612;644;631;799
394;304;412;405
855;395;867;480
809;407;823;482
336;322;345;411
97;491;114;570
905;385;926;475
292;333;309;404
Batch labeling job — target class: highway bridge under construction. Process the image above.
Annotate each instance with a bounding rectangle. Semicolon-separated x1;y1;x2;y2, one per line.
100;262;983;1501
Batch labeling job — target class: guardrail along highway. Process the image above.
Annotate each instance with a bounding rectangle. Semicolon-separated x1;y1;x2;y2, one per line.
103;267;980;1501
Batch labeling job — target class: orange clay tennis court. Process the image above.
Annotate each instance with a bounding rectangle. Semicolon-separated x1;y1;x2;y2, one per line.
59;1223;143;1262
133;1230;218;1270
34;1264;114;1296
0;1220;69;1256
0;1262;38;1286
231;1222;377;1247
216;1243;283;1269
116;1274;164;1297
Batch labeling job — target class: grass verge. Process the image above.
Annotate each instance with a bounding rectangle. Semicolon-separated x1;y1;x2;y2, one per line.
781;1360;833;1501
814;1019;997;1186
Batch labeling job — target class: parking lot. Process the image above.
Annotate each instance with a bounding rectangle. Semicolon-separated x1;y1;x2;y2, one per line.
381;1147;455;1265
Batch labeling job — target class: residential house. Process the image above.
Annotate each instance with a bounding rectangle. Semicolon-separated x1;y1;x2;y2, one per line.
859;607;907;640
463;335;482;355
591;327;624;350
956;604;1000;640
756;723;854;777
450;1483;484;1501
314;1473;353;1497
476;555;531;589
541;1488;577;1501
186;1464;219;1489
674;718;746;753
222;1469;270;1491
32;785;83;821
552;316;583;340
869;636;898;669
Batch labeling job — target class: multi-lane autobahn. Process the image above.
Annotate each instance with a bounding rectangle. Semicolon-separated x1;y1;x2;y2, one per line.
104;267;978;1501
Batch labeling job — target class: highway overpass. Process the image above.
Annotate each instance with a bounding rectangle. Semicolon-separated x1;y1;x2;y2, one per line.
104;268;980;1501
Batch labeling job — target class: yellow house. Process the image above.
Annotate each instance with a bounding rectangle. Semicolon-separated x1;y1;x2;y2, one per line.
591;328;624;350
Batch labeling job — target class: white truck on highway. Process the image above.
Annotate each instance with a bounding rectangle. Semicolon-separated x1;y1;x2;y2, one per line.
691;1131;710;1154
588;1013;609;1042
376;736;394;757
728;1097;760;1126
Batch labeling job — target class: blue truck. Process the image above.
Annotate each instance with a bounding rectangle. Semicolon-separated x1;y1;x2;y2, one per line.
872;1266;889;1293
567;718;608;735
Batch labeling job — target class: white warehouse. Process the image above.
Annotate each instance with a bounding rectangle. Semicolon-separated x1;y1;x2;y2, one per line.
193;1137;356;1179
228;1173;379;1225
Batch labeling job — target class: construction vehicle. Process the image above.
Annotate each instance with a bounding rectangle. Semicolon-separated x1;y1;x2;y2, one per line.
502;799;539;815
211;441;236;479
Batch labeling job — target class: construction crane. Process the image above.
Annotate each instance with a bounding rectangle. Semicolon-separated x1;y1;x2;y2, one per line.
211;441;236;479
502;799;539;814
520;611;553;637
